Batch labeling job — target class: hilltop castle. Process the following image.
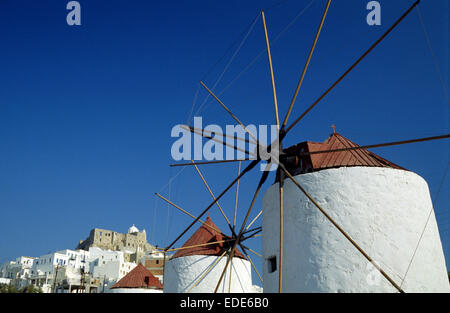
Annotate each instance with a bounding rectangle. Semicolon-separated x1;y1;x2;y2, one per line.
77;225;154;261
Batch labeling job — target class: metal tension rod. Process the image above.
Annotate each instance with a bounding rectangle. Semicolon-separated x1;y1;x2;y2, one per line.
300;134;450;156
278;163;405;293
261;9;280;128
281;0;332;130
285;0;421;135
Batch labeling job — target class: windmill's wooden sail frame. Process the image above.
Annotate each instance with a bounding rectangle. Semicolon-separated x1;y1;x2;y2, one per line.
158;0;449;293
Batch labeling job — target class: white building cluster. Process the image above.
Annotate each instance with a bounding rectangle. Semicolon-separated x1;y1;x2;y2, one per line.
0;247;142;293
0;225;161;293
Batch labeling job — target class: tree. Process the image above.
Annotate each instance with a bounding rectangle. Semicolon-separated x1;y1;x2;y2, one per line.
0;283;42;293
0;283;18;293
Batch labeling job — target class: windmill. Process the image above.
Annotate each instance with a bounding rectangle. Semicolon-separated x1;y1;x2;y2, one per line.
156;0;449;293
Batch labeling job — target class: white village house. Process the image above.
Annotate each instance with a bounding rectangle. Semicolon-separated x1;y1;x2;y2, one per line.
0;256;36;289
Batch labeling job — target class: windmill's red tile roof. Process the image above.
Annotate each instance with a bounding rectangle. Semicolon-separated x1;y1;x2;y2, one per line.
172;217;246;260
282;133;405;176
111;263;163;289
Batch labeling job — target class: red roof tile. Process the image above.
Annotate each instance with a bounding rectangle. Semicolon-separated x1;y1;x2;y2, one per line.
281;133;405;177
111;263;163;289
172;217;245;260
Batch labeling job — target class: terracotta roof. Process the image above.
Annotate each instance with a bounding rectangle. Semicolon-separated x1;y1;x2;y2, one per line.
172;217;246;260
111;263;163;289
281;133;405;177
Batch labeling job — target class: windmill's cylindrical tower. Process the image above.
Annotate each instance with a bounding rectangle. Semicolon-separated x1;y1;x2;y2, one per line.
163;217;253;293
262;133;450;293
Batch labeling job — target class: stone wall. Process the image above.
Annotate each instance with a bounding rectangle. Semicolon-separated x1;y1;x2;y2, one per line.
77;228;153;257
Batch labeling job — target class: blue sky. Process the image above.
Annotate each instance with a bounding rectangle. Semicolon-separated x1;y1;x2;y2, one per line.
0;0;448;282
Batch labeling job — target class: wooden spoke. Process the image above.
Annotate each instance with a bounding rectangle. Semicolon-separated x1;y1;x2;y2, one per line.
171;159;249;167
242;226;262;235
246;247;262;258
233;161;242;229
278;163;404;293
187;250;228;293
261;10;280;129
181;125;256;158
164;159;260;251
162;251;167;288
192;160;232;227
155;193;223;236
281;0;332;129
182;125;257;145
242;249;264;284
241;231;262;242
238;167;271;236
214;247;236;293
284;0;421;135
241;229;262;243
214;166;270;292
278;175;284;293
162;239;232;253
299;134;450;156
228;255;233;293
240;227;262;243
245;209;262;231
199;81;260;145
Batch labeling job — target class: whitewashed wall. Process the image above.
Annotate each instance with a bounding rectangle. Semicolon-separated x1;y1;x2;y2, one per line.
164;255;253;293
262;167;450;293
92;260;136;282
